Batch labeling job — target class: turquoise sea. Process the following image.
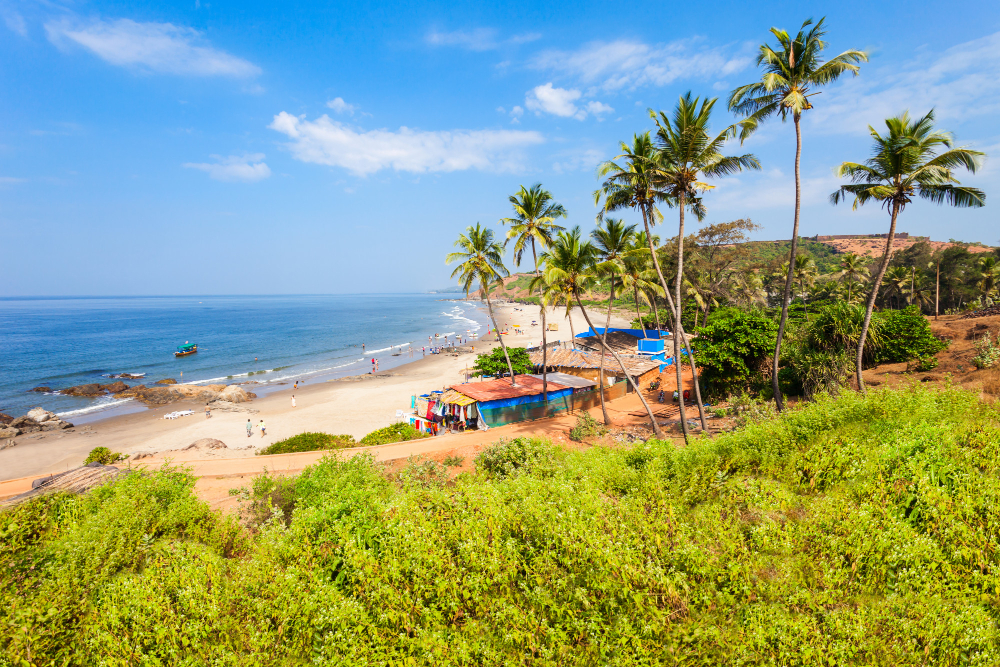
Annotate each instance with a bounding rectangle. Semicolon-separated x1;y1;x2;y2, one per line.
0;294;490;422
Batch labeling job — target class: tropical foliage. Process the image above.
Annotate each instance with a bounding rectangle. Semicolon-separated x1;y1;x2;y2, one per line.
472;346;532;378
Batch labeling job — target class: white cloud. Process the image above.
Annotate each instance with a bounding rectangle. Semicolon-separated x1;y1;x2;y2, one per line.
524;83;612;121
585;100;614;117
710;168;842;211
808;31;1000;136
526;83;584;119
268;112;544;176
327;97;357;115
4;11;27;37
425;27;540;51
531;37;750;92
45;18;260;77
184;154;271;182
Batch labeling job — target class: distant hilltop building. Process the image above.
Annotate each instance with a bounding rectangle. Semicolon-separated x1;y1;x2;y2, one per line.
811;233;928;241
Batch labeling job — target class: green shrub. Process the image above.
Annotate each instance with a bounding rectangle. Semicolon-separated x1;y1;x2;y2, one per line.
873;305;949;364
8;387;1000;664
568;410;607;442
228;471;298;529
910;354;940;372
972;332;1000;370
358;422;428;446
83;446;125;465
471;345;532;377
474;436;554;479
692;307;777;398
396;456;450;489
258;432;355;455
442;455;465;467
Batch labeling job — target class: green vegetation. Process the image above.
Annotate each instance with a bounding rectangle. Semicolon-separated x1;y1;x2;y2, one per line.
568;410;608;441
972;332;1000;370
83;446;125;465
692;307;777;397
258;432;356;456
358;422;428;446
472;345;531;378
5;386;1000;663
442;454;465;467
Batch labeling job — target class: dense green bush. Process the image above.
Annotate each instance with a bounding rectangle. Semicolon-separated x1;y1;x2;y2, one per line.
692;307;777;398
872;306;949;364
5;386;1000;664
474;436;554;479
472;345;532;377
568;410;607;441
358;422;428;446
258;432;355;455
83;446;125;465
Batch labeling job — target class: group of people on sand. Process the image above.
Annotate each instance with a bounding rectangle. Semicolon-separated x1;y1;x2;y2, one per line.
246;418;266;438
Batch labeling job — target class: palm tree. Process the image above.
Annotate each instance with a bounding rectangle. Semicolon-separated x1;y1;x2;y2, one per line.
591;218;636;424
446;224;517;385
729;17;867;410
650;92;760;439
835;253;868;303
793;255;818;318
500;183;567;400
537;228;664;438
978;256;999;302
831;110;986;392
732;270;768;308
621;235;665;332
882;265;911;309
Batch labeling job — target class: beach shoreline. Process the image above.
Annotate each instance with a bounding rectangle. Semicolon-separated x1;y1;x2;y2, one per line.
0;302;630;482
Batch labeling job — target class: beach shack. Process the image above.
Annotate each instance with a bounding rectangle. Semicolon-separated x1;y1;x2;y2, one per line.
447;375;571;428
528;348;661;388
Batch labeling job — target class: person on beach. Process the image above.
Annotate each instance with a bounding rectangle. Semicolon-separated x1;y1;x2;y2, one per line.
362;343;365;351
294;381;298;390
291;395;296;408
246;419;252;438
371;358;376;373
205;405;211;419
259;420;266;437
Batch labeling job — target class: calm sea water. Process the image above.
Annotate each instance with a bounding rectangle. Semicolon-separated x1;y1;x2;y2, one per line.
0;294;489;421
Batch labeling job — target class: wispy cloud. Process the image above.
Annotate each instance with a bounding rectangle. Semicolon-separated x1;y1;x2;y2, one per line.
3;9;26;37
524;83;613;121
426;27;540;52
184;154;271;182
808;31;1000;136
0;176;27;185
327;97;357;115
46;17;260;77
531;37;750;92
269;112;544;176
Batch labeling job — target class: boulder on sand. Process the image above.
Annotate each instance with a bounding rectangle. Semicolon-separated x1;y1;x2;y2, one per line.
183;438;227;450
218;385;250;403
0;426;19;439
0;413;12;425
26;407;56;423
10;416;40;433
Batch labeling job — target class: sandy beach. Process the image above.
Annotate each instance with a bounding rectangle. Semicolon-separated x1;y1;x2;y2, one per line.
0;301;631;483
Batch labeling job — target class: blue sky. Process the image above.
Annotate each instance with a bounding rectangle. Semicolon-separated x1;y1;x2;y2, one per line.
1;0;998;295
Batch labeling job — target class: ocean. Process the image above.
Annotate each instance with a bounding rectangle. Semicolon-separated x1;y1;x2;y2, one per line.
0;294;491;422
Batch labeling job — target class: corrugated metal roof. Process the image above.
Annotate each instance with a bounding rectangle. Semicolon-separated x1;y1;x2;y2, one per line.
528;348;660;376
450;375;568;401
575;331;641;354
526;372;598;389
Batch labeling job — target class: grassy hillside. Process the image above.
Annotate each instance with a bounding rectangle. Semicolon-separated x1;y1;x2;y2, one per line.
4;386;1000;664
740;239;845;273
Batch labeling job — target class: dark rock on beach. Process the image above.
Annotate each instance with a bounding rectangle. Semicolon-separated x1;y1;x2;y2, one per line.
156;378;178;385
0;412;12;425
29;386;52;393
59;381;128;397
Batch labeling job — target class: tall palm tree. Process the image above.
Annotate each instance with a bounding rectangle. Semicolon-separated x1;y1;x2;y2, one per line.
500;183;567;400
622;233;664;328
831;110;986;392
729;17;867;410
650;92;760;439
978;256;999;302
446;224;517;385
793;255;818;318
835;253;868;303
882;265;911;309
537;228;664;438
733;270;767;308
591;218;636;424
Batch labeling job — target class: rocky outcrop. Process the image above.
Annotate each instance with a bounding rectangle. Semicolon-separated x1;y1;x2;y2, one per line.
29;387;51;393
0;427;19;441
0;413;12;425
3;408;73;436
59;382;128;397
156;378;177;385
183;438;227;450
112;383;252;406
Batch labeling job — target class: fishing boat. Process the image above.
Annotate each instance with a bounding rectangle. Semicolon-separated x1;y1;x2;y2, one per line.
174;342;197;357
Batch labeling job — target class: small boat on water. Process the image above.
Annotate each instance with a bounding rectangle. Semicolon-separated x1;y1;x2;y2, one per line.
174;342;197;357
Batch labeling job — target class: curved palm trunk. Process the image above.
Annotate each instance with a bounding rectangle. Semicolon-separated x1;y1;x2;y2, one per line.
531;240;547;402
567;304;576;349
772;114;802;411
673;193;689;442
856;201;899;393
652;296;661;333
633;286;643;329
597;283;615;425
575;289;663;439
483;286;516;386
638;202;707;437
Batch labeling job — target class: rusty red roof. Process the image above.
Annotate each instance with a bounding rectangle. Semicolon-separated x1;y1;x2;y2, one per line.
449;375;568;402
